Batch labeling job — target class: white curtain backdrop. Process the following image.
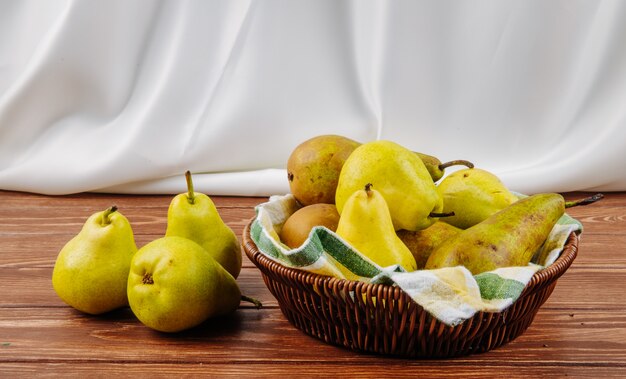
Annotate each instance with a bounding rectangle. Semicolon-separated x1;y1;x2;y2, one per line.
1;0;625;196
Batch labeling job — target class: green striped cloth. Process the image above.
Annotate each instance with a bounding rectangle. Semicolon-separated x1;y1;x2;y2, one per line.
251;194;582;326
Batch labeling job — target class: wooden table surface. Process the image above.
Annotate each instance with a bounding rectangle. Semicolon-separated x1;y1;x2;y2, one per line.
1;190;625;377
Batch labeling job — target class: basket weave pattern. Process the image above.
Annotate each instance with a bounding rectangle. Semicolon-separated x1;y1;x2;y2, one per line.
243;220;579;358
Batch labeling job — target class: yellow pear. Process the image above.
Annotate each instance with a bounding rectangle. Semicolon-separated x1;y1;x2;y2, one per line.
165;171;242;278
336;184;417;271
127;236;242;332
437;168;519;229
336;140;444;231
52;206;137;315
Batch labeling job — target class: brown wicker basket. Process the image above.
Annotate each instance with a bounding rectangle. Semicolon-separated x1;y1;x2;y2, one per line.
242;219;579;358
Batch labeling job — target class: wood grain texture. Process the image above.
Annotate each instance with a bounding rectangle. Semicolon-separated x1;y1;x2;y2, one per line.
1;189;625;377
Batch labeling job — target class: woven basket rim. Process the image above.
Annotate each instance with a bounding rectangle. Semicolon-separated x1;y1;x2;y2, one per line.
242;217;579;306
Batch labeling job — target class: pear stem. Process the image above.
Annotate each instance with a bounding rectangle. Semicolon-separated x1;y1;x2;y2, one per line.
430;211;455;218
565;193;604;208
241;295;263;309
364;183;373;196
101;206;118;226
185;170;195;205
438;160;475;171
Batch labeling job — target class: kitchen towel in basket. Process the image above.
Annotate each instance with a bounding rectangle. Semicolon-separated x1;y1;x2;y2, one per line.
250;194;582;326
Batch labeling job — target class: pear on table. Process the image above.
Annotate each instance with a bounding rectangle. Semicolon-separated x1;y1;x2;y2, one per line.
127;236;243;333
165;171;242;278
336;183;417;272
52;206;137;315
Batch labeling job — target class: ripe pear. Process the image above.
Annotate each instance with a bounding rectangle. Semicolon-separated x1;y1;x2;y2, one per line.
279;203;340;249
437;168;520;229
336;184;417;271
286;134;473;206
165;171;242;278
397;222;461;269
336;140;445;231
425;193;603;275
287;134;361;206
127;236;242;333
52;206;137;315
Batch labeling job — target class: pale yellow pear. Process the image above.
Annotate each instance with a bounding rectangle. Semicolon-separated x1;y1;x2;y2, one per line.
437;168;519;229
336;184;417;272
336;140;443;231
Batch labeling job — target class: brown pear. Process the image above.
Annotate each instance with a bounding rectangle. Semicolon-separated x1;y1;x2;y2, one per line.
279;203;340;249
287;135;360;206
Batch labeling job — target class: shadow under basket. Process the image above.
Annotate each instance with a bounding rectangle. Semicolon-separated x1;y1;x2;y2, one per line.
242;220;579;358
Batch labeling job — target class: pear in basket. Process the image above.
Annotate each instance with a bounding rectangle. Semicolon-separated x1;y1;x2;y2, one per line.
336;183;417;272
397;222;461;269
414;151;474;182
336;140;446;231
425;193;603;275
287;135;361;206
437;168;519;229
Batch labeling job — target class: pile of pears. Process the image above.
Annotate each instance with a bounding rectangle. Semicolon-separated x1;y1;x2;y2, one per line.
52;171;260;333
283;134;602;276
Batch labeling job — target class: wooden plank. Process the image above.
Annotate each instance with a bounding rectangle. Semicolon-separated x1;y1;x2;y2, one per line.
0;190;268;207
0;263;624;310
0;190;624;376
0;267;278;308
2;230;624;270
0;205;259;237
1;363;625;378
0;308;625;365
0;234;258;268
562;192;626;235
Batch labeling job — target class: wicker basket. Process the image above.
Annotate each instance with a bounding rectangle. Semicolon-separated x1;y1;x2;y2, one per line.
242;219;579;358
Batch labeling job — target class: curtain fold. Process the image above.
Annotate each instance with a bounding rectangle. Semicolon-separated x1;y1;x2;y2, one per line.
1;0;625;195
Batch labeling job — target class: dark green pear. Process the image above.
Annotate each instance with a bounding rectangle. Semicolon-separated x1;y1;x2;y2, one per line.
425;193;602;275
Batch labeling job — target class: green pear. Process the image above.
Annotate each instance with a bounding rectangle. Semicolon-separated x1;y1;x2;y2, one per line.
437;168;520;229
396;222;461;269
52;206;137;315
425;193;603;275
336;184;417;271
335;140;445;231
165;171;242;278
287;134;361;206
127;236;242;333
